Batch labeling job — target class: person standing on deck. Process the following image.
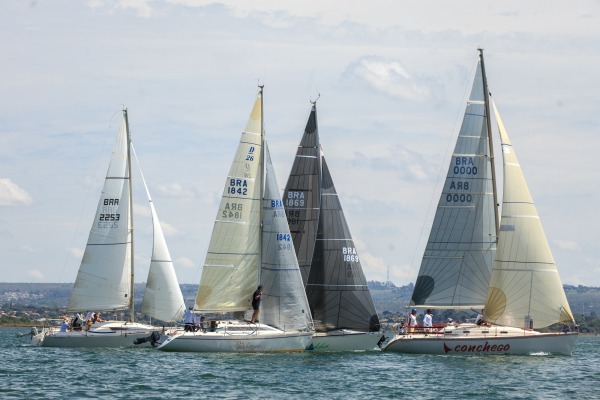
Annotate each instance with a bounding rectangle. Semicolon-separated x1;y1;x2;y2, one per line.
184;306;195;332
407;309;418;334
250;285;263;323
423;309;433;332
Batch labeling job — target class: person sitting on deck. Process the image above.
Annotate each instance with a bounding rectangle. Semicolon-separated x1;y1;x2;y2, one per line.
92;313;102;323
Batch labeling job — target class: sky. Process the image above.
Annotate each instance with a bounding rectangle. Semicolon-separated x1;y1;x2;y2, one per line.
1;0;599;288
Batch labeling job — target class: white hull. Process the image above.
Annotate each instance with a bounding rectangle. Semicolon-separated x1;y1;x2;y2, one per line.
32;321;159;348
383;324;578;355
306;330;383;352
156;320;313;352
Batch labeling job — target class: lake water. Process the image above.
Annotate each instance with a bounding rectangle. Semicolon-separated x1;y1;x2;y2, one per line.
1;328;598;399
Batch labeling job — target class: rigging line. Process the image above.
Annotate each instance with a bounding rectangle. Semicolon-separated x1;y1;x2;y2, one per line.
402;51;480;291
58;110;121;283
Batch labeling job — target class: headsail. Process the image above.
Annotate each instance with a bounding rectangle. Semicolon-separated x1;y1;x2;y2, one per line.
410;59;497;309
134;146;186;323
67;112;132;313
260;145;313;331
307;155;380;332
196;91;263;312
484;101;575;329
282;104;321;284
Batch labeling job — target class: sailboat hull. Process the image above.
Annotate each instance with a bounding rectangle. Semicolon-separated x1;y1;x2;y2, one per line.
32;321;159;348
306;330;383;352
155;321;313;352
383;325;578;355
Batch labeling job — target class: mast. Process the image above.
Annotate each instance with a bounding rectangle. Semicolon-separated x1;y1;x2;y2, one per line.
123;108;135;322
478;48;500;239
311;95;322;203
259;84;264;286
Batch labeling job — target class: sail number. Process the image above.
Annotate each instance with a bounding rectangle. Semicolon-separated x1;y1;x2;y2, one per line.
343;247;359;262
227;179;248;196
446;181;472;203
98;198;121;228
285;191;305;207
276;233;292;251
286;210;300;226
222;202;243;219
245;146;255;161
453;157;478;175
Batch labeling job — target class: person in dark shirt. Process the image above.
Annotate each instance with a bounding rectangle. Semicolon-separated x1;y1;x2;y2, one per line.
250;285;263;323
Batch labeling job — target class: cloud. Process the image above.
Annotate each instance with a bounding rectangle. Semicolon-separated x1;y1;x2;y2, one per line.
0;179;33;206
159;220;180;236
340;55;443;103
89;0;155;18
27;269;44;281
156;182;196;198
553;240;581;251
175;256;195;269
68;247;85;259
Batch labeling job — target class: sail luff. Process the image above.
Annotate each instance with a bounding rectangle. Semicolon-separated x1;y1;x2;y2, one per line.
483;100;575;329
124;109;135;322
478;48;500;240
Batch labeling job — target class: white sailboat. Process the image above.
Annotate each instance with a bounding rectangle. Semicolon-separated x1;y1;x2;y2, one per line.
156;87;314;352
283;100;382;351
32;110;185;348
383;49;578;355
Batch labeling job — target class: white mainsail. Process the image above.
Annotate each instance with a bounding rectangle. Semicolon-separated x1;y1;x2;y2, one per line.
196;92;263;312
68;115;132;313
261;145;313;331
484;101;575;329
410;61;497;309
135;147;186;323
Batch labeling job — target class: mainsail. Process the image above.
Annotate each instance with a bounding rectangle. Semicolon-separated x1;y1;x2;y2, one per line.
68;113;133;313
410;60;497;309
282;105;321;284
260;145;313;331
196;92;263;312
484;101;575;329
135;147;186;323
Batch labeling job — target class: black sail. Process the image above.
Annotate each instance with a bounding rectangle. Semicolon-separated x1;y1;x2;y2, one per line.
282;105;321;284
284;104;380;333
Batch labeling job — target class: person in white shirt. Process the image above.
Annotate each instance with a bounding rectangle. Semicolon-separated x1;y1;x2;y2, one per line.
407;309;418;334
183;306;195;332
423;309;433;332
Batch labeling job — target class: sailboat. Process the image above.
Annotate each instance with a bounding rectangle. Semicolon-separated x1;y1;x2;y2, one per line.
383;49;578;355
282;100;382;351
32;110;185;348
156;87;314;352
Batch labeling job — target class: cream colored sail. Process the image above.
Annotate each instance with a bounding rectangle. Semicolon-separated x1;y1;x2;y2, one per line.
135;147;186;322
196;92;263;312
67;115;132;312
484;101;575;329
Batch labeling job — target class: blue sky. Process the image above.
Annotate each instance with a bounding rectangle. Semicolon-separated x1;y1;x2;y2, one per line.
1;0;598;287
